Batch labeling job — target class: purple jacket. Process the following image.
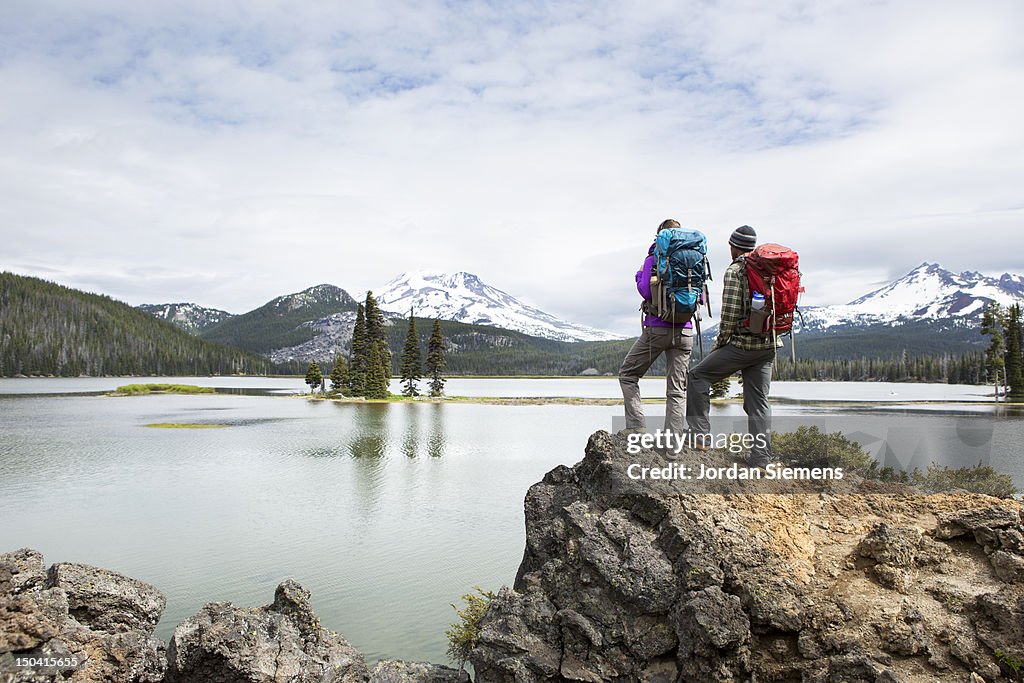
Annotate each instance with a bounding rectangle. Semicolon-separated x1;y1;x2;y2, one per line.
637;244;694;329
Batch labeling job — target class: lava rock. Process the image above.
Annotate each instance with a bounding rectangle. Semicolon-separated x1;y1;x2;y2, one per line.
164;579;368;683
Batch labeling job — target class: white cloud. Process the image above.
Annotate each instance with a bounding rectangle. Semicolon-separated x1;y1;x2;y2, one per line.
1;0;1022;335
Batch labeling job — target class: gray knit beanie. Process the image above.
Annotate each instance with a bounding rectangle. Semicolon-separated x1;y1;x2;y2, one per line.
729;225;757;251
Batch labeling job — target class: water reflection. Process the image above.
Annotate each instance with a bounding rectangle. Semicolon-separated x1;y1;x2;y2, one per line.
348;404;389;458
400;404;419;459
427;403;445;459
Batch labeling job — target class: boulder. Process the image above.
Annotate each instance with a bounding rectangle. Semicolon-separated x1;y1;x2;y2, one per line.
164;578;368;682
369;660;470;682
0;551;165;683
45;562;165;635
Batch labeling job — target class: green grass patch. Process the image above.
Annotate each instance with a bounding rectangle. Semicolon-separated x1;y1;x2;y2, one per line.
144;423;227;429
111;383;216;396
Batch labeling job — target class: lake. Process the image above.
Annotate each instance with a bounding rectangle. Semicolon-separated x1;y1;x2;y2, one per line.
0;377;1020;665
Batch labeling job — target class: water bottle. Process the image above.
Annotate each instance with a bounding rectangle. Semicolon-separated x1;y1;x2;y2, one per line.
749;291;769;333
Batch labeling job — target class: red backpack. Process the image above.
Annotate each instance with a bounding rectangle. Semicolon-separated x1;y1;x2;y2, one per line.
744;244;802;334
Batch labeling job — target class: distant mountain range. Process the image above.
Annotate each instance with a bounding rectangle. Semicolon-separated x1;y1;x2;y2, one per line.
137;264;1024;369
800;262;1024;330
696;262;1024;359
4;261;1019;378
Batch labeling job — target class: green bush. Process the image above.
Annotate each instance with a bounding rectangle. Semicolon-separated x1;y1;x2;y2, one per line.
912;463;1018;499
445;587;495;668
774;426;1018;498
773;426;876;472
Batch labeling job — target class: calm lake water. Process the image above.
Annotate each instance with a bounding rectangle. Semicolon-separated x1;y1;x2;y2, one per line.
0;377;1020;665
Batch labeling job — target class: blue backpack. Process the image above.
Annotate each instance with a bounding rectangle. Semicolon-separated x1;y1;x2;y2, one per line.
645;228;710;324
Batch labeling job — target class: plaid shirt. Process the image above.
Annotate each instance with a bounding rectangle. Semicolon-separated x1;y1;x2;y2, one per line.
714;255;782;351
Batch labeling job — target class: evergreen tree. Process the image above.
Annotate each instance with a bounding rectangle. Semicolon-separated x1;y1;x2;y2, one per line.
364;341;390;399
305;361;323;393
426;318;446;397
710;376;731;399
1005;304;1024;400
400;311;421;397
348;304;367;395
329;354;348;394
981;302;1005;395
364;291;392;381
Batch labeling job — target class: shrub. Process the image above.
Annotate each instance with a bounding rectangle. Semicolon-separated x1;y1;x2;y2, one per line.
774;426;1019;498
912;463;1018;499
773;425;876;472
445;587;495;668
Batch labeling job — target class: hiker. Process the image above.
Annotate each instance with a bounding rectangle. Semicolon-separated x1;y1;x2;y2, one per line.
686;225;780;467
618;219;697;436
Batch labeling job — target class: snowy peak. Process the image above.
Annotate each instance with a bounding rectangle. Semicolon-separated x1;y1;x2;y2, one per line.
802;263;1024;330
138;302;233;332
376;271;624;342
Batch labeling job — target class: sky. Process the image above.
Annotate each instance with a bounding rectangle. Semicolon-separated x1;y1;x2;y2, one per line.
1;0;1022;336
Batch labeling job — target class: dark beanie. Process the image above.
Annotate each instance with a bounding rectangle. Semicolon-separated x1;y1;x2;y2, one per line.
729;225;757;251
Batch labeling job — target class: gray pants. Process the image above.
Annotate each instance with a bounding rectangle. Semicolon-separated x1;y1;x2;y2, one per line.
619;327;693;435
686;343;775;459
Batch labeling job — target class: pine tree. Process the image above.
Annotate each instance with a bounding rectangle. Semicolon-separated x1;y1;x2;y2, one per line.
364;291;392;381
348;304;367;395
710;376;731;399
426;319;446;397
1005;304;1023;400
305;361;323;393
364;341;390;399
329;354;348;394
981;302;1005;397
400;311;421;397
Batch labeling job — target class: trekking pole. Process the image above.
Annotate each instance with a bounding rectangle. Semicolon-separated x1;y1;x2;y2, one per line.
696;316;703;359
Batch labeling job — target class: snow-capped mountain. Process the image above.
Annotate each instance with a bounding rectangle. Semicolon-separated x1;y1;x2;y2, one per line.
375;271;624;342
801;263;1024;331
137;302;234;332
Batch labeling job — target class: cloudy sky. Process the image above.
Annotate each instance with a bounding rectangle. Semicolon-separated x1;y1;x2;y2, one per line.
2;0;1022;335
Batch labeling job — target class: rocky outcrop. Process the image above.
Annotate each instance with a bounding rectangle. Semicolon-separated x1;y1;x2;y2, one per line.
470;430;1024;682
2;551;469;683
369;660;470;682
0;549;166;683
164;578;369;682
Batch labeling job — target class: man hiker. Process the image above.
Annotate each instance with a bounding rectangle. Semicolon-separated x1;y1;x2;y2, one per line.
618;219;695;436
686;225;780;467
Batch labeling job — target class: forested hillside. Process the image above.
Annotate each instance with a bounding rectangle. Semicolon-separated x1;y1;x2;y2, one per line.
0;272;272;377
200;284;357;353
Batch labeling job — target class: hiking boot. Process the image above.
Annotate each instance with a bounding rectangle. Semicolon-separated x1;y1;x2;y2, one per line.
746;453;772;469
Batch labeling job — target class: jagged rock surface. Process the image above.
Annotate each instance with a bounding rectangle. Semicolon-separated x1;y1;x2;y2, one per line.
369;660;470;682
470;430;1024;682
0;549;166;683
164;578;369;682
2;550;473;683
